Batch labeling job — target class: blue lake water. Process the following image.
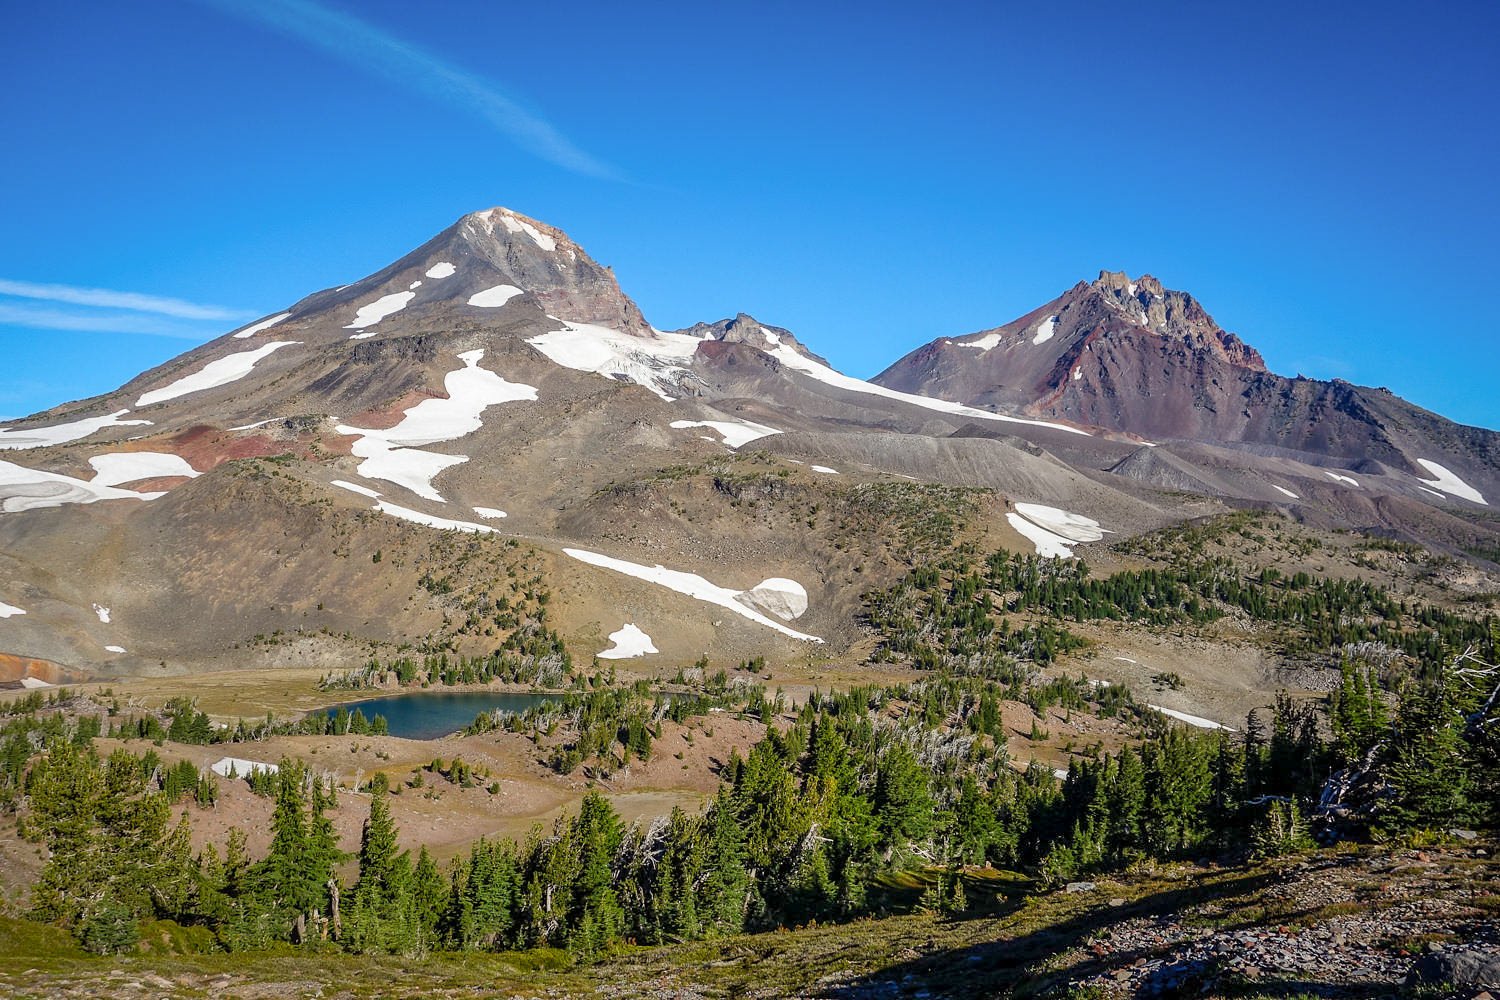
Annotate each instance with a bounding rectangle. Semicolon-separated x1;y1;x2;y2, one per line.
324;690;561;740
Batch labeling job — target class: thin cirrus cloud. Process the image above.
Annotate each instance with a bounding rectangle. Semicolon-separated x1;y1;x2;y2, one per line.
0;279;255;341
191;0;618;180
0;302;236;340
0;278;249;321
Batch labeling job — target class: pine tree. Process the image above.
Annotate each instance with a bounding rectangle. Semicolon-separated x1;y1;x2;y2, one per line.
1380;678;1473;834
698;789;751;936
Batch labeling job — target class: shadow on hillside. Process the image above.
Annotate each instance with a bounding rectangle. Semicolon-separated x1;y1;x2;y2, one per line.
816;870;1390;999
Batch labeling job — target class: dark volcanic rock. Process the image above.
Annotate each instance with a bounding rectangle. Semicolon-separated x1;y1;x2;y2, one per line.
1406;947;1500;988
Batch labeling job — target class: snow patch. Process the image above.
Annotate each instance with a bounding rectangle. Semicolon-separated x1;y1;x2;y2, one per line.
597;623;658;660
425;262;456;279
810;465;838;475
669;419;781;449
232;312;290;339
1007;504;1107;559
104;645;126;654
375;500;498;534
1415;459;1487;505
1006;513;1077;559
499;212;556;251
1418;486;1445;499
964;332;1003;351
331;479;381;499
0;460;164;513
229;418;278;431
136;342;299;407
0;409;152;451
1271;485;1300;500
210;757;278;778
344;291;415;330
563;548;822;642
1325;471;1360;487
1072;367;1082;381
528;321;703;401
88;452;199;487
1147;705;1234;732
763;343;1090;437
737;578;809;621
472;507;507;519
0;600;25;619
409;280;422;290
467;284;525;308
758;326;782;346
1014;503;1107;543
336;350;535;501
92;604;110;624
1032;316;1058;345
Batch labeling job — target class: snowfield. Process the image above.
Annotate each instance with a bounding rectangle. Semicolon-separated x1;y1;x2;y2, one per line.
330;480;498;533
375;500;498;534
88;452;199;487
344;291;415;330
0;459;165;513
0;600;25;619
669;419;781;449
597;623;658;660
210;757;278;778
1415;459;1487;505
330;479;381;499
337;350;536;501
1147;704;1234;732
468;284;525;308
737;578;810;621
527;318;1089;436
0;409;151;451
338;437;467;503
527;321;702;401
1006;503;1107;559
499;211;556;251
563;548;822;642
762;342;1091;437
232;312;290;339
136;342;299;407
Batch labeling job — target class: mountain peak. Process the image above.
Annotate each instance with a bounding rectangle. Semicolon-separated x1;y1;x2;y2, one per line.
669;313;830;366
435;207;650;335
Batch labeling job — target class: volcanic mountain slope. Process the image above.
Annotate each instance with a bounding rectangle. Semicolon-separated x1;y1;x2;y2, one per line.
0;208;1170;678
0;208;1495;683
875;270;1500;516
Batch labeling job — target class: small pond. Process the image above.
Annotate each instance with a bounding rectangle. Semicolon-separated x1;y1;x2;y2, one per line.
324;690;562;740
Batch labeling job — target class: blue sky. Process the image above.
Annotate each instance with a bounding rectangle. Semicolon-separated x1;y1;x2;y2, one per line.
2;1;1497;428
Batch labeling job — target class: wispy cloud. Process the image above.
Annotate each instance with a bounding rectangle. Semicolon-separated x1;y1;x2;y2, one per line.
192;0;617;179
0;278;250;322
0;303;219;340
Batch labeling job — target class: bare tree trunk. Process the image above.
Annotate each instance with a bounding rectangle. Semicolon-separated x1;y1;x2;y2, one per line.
328;878;342;941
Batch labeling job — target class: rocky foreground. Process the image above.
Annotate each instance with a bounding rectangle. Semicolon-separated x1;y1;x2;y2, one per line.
2;841;1495;999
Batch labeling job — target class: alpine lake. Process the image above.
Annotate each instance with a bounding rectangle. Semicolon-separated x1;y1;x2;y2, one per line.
323;690;562;740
